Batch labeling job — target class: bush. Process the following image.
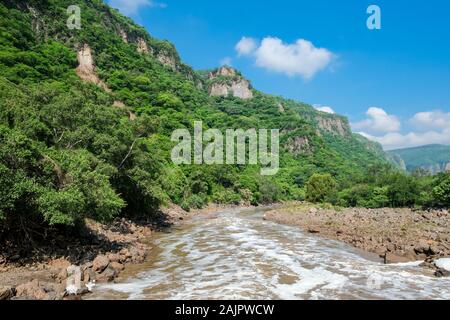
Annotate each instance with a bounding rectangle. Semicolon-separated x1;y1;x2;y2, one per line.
306;173;337;203
212;189;241;205
432;173;450;207
181;195;205;211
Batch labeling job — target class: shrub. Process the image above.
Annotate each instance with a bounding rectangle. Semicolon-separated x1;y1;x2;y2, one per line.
306;173;337;203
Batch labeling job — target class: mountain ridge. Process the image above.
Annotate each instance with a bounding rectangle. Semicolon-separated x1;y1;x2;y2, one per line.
388;144;450;174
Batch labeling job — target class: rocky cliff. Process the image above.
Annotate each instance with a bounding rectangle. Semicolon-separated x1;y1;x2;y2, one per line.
207;66;253;100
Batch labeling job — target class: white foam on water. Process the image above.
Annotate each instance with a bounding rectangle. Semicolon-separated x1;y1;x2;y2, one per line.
435;258;450;271
90;209;450;300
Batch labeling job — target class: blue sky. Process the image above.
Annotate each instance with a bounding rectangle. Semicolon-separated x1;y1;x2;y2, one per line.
106;0;450;150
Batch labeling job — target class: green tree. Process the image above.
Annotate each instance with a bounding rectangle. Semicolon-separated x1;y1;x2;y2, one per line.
306;173;337;203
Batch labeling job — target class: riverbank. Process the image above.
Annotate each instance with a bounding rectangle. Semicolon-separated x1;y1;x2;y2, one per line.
0;203;255;300
264;202;450;276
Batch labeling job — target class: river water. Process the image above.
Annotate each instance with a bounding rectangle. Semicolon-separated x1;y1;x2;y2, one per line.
90;207;450;300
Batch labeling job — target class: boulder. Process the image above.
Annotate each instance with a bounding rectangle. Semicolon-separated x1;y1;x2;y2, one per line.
414;240;431;254
307;227;320;234
92;255;109;273
435;268;450;278
110;262;125;272
95;266;117;283
82;268;96;284
107;253;121;263
384;253;411;264
15;280;49;300
0;286;15;300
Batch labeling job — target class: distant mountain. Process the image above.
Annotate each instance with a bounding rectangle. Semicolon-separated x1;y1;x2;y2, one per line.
388;145;450;174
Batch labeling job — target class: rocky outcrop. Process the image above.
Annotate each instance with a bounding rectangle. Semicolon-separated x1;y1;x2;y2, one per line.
157;52;177;70
119;28;128;43
137;37;152;54
208;67;253;100
316;116;350;136
75;44;111;92
286;136;311;155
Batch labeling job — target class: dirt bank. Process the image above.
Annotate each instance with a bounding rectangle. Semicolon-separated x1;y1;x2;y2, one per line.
264;202;450;276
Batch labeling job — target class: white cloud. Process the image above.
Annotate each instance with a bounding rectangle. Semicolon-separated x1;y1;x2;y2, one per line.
235;37;334;79
235;37;258;57
313;104;335;114
359;129;450;150
220;57;232;66
410;110;450;131
357;108;450;150
352;107;401;134
108;0;166;16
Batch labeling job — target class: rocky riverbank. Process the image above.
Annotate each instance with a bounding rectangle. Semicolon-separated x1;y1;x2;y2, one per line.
264;202;450;277
0;203;256;300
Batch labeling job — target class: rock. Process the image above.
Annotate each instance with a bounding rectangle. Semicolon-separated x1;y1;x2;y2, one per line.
384;253;411;264
15;280;49;300
110;262;125;272
107;253;121;263
429;244;442;255
8;254;20;262
82;268;96;284
119;248;132;262
95;266;117;283
386;243;396;252
0;286;15;300
57;268;68;282
414;240;431;254
435;268;450;278
49;258;71;270
307;227;320;234
92;255;109;273
309;208;318;214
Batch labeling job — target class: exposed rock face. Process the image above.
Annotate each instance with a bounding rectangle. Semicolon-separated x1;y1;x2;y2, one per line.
316;116;350;136
208;67;253;100
76;44;111;92
157;52;177;70
230;79;253;100
278;103;285;113
137;37;151;54
209;83;229;97
113;101;126;109
119;28;128;43
286;136;311;155
214;66;236;77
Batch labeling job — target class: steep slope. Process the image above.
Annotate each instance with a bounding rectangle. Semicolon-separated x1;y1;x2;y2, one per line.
0;0;394;231
389;145;450;174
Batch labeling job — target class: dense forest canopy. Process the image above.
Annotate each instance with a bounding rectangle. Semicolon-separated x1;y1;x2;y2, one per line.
0;0;448;239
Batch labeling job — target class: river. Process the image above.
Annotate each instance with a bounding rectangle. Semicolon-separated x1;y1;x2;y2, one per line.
89;207;450;300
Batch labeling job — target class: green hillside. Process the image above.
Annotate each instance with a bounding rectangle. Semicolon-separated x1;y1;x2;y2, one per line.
1;0;449;240
389;145;450;174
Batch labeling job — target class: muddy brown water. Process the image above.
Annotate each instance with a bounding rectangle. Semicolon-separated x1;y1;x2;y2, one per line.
89;207;450;300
